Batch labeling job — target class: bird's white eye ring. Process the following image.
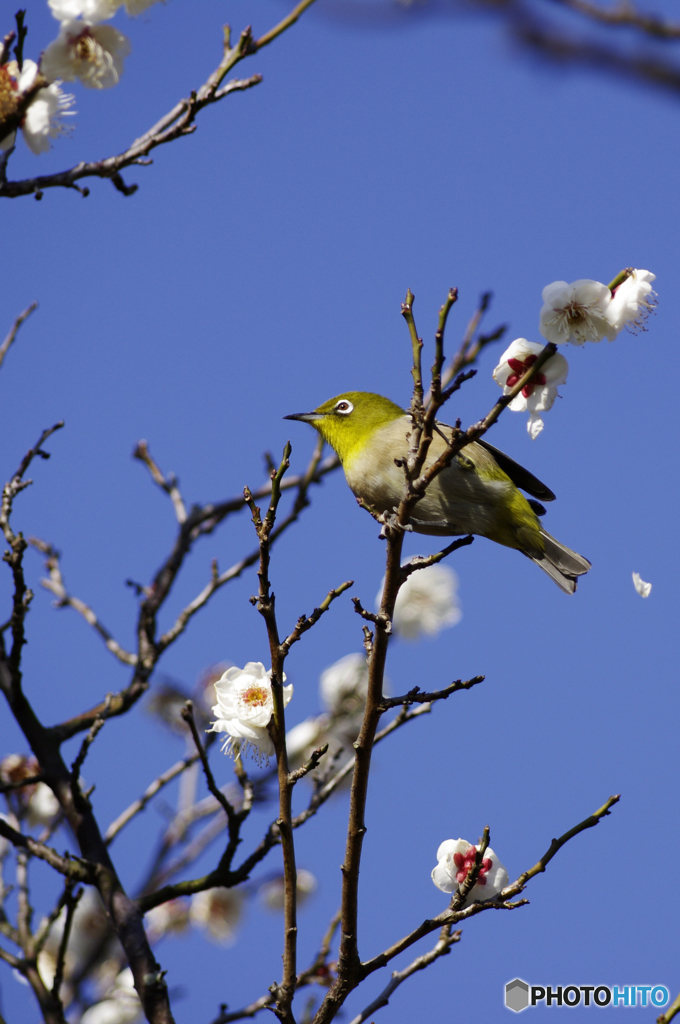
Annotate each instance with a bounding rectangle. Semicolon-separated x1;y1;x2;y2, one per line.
335;400;354;415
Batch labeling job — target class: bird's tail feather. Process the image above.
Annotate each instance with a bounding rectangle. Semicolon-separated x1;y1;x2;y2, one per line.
528;528;592;595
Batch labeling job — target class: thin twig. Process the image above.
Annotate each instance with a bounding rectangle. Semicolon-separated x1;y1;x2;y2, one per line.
0;819;95;883
133;441;187;524
70;718;105;810
379;675;484;710
0;302;37;371
553;0;680;38
359;796;620;981
347;925;461;1024
280;581;353;655
0;1;320;198
104;752;201;844
30;538;138;666
51;882;81;1001
658;990;680;1024
181;702;237;823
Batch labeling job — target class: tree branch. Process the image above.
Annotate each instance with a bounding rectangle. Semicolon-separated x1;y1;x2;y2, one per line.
347;925;462;1024
0;302;37;372
0;1;320;199
30;538;137;666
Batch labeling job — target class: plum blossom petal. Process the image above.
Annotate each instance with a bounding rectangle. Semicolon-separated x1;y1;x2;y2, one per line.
493;338;568;439
607;270;656;335
48;0;122;23
209;662;292;763
632;572;652;598
41;21;130;88
0;60;75;154
22;85;75;154
286;716;327;763
540;279;616;345
144;898;190;941
376;563;461;640
259;869;317;911
190;888;244;944
80;969;141;1024
27;783;60;827
319;652;369;712
123;0;164;13
431;838;508;906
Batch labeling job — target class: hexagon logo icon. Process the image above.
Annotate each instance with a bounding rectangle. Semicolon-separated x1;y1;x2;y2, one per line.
505;978;530;1012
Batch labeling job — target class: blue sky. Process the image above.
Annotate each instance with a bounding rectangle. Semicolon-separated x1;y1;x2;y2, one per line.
1;1;679;1021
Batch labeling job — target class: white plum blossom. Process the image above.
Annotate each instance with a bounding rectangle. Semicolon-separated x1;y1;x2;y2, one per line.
144;898;190;941
540;279;617;346
493;338;569;440
22;82;75;152
0;61;74;154
189;887;244;944
319;652;369;712
80;969;141;1024
27;782;60;827
123;0;164;14
431;838;508;905
49;0;121;22
632;572;652;598
259;869;317;911
376;563;461;640
49;0;163;18
285;716;327;763
209;662;292;763
607;270;656;334
41;20;130;88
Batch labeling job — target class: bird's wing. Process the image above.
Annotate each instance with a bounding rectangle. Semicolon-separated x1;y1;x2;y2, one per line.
474;439;556;502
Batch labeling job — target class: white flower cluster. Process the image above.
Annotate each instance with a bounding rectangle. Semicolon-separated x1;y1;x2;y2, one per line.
493;270;656;438
0;0;163;156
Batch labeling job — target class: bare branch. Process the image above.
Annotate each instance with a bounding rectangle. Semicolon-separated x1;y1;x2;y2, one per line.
51;882;81;1002
134;441;187;524
255;0;319;49
104;752;201;845
379;675;484;711
0;1;320;199
510;793;621;889
280;581;353;655
359;796;621;982
0;819;95;883
399;536;474;580
1;424;64;696
181;702;237;824
29;538;137;666
287;744;329;784
0;302;37;372
348;925;461;1024
658;990;680;1024
552;0;680;39
69;718;105;810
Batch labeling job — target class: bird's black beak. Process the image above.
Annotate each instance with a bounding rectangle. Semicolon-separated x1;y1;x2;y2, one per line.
283;412;323;423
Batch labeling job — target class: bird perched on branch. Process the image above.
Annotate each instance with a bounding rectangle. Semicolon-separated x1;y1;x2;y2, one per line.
285;391;590;594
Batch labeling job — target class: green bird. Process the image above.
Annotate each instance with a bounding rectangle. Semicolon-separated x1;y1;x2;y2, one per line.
285;391;591;594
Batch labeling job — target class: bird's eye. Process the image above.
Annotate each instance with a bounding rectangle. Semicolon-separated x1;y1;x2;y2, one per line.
335;400;354;415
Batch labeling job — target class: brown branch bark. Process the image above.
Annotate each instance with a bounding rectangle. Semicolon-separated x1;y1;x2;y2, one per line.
0;302;37;371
